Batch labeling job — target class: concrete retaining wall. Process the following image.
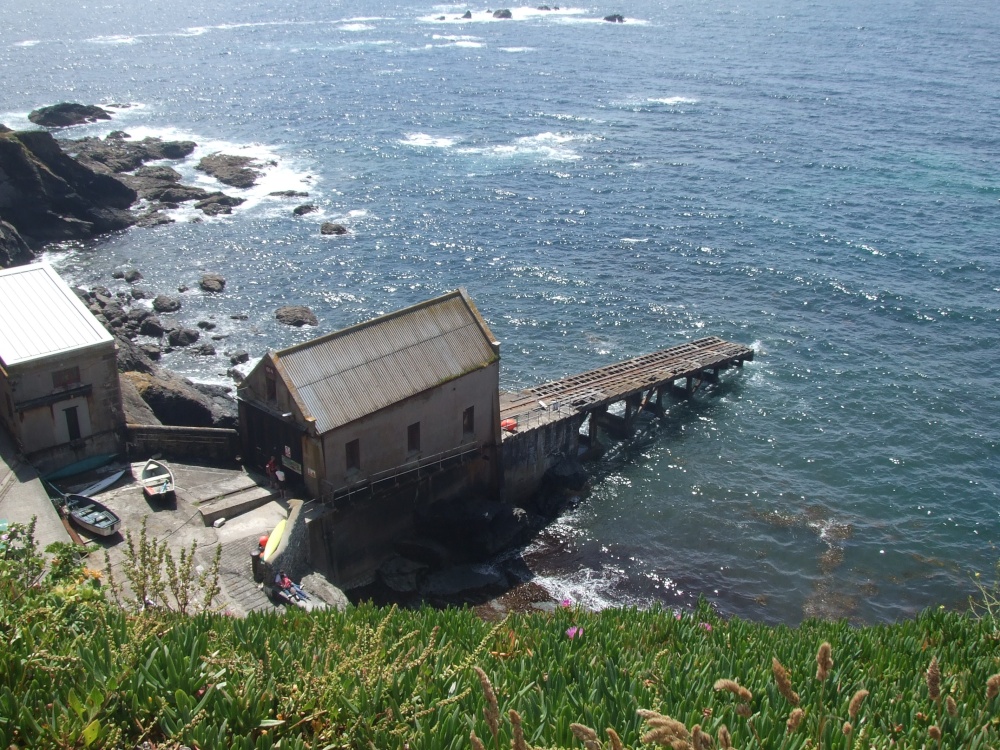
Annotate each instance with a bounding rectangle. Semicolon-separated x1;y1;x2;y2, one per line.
501;414;586;502
126;424;239;463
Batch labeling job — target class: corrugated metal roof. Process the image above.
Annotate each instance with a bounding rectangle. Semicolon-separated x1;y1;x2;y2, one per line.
0;263;113;367
275;290;498;434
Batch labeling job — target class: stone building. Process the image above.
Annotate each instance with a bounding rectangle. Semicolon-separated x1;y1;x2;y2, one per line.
238;289;502;501
238;289;503;585
0;263;123;472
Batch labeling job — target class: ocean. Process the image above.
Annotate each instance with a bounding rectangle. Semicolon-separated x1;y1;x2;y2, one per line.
2;0;997;624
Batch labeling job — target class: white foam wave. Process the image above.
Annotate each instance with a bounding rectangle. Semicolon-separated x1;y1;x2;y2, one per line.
399;132;458;148
94;125;318;216
14;40;40;47
459;131;594;162
647;96;699;105
87;35;138;45
339;23;374;32
529;567;629;612
499;46;535;53
432;34;482;42
421;6;588;23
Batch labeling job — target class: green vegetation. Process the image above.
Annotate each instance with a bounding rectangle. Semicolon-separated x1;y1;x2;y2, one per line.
2;519;999;749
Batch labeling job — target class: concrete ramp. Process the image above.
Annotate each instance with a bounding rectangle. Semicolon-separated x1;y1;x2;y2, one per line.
199;486;275;526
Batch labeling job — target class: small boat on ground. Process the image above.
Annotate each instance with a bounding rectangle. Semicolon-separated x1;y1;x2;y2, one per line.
78;469;127;497
63;494;121;537
139;459;175;499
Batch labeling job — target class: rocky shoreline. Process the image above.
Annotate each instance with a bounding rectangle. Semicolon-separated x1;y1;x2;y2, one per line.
0;102;350;424
0;101;348;266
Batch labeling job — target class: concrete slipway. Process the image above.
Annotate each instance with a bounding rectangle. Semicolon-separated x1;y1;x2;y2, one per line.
0;436;347;615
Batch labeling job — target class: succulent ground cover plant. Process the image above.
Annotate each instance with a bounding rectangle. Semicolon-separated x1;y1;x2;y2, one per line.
2;519;999;749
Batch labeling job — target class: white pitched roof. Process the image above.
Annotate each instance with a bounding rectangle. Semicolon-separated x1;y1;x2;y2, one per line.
0;263;113;367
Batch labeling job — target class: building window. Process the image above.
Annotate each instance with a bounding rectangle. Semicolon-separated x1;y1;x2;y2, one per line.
346;439;360;472
463;406;475;438
52;366;81;389
407;422;420;454
63;406;81;441
265;375;277;401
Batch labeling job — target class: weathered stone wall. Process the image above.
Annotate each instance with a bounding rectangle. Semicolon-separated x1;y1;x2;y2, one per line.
500;413;586;502
126;424;239;463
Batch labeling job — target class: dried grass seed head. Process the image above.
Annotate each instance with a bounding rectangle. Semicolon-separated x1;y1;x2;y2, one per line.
926;656;941;701
473;666;499;739
988;674;1000;700
771;657;800;705
848;689;869;719
816;642;834;681
717;725;732;749
786;708;805;734
713;678;752;703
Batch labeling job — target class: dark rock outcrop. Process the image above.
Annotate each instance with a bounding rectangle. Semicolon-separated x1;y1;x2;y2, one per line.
28;102;112;128
493;8;513;18
67;132;196;175
194;192;244;215
603;13;625;22
121;370;228;428
293;204;317;216
269;190;309;198
196;153;261;188
0;220;33;268
167;327;200;346
462;10;473;18
0;130;137;244
320;222;348;235
275;305;318;327
119;375;162;425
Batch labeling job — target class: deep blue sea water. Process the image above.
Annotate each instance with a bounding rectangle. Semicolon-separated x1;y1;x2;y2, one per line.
3;0;998;624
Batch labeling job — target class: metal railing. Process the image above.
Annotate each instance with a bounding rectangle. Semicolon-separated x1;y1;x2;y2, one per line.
320;440;482;506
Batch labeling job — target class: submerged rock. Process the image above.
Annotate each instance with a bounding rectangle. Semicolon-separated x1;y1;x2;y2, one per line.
196;153;262;188
152;294;182;313
320;222;348;235
275;305;318;327
28;102;112;128
199;273;226;293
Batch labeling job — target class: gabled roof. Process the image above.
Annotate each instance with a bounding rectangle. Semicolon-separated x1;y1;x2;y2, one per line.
272;289;499;434
0;263;113;368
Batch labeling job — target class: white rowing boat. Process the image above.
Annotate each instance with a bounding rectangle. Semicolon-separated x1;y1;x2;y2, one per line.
139;459;175;499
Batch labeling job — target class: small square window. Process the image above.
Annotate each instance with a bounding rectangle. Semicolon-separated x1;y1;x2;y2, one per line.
52;366;81;389
407;422;420;454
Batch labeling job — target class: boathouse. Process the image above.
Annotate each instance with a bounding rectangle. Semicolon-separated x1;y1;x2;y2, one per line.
237;289;502;504
0;263;124;472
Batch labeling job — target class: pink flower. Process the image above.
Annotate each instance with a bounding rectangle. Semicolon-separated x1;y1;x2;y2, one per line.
566;626;583;639
560;598;573;608
675;612;682;620
700;622;712;632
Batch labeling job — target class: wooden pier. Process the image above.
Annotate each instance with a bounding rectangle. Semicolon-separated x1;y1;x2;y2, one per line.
500;336;754;442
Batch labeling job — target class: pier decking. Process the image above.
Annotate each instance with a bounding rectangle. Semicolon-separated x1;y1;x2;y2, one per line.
500;336;754;436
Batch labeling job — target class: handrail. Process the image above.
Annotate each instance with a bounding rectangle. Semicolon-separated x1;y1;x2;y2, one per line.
321;440;482;505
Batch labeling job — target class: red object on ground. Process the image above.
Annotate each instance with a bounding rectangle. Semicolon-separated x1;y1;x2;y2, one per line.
259;535;269;549
501;418;518;432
